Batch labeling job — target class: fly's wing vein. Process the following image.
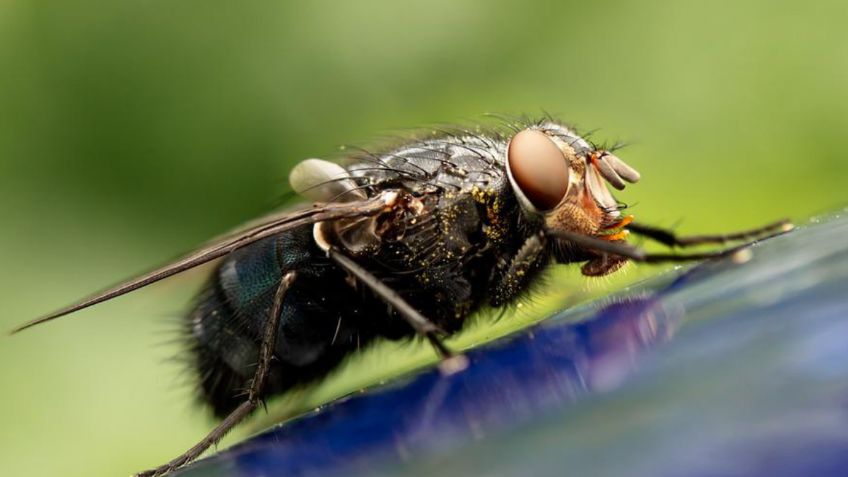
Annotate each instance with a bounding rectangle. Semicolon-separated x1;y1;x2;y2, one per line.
11;193;394;333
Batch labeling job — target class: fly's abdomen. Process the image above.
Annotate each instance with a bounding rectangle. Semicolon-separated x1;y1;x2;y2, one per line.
186;284;256;416
184;225;375;417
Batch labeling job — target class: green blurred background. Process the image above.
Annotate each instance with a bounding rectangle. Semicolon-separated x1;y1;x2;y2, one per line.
1;1;847;476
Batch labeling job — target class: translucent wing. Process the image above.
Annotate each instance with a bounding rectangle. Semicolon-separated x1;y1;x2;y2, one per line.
11;192;396;333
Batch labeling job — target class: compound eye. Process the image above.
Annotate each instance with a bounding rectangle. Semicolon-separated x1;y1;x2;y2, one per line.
507;129;570;212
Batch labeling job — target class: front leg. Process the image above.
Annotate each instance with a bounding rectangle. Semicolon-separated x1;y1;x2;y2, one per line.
490;233;550;307
558;219;794;276
547;227;790;269
628;219;793;248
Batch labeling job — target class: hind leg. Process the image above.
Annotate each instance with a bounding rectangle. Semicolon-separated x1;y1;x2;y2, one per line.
136;271;297;477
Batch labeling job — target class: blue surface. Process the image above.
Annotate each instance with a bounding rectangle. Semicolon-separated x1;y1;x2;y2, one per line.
177;215;848;477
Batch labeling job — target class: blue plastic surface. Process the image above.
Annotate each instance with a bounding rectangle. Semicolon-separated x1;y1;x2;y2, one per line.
177;215;848;477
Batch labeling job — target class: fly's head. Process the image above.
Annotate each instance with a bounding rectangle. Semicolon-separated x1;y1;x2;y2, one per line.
505;123;640;262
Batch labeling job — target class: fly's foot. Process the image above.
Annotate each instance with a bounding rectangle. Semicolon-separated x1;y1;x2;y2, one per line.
425;332;469;375
730;247;754;264
135;457;188;477
438;353;470;375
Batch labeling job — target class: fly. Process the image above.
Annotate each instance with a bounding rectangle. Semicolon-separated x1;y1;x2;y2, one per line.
11;117;793;476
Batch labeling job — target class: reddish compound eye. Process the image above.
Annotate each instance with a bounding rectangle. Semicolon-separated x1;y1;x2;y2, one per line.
507;129;570;212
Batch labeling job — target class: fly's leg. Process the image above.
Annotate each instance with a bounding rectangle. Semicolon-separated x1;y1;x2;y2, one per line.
136;271;297;477
627;219;793;248
547;228;788;272
490;233;549;306
327;248;468;373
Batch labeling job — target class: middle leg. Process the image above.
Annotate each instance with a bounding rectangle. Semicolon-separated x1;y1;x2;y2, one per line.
327;247;467;370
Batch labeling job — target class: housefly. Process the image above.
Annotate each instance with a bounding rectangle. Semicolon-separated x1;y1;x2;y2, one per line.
11;117;792;476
